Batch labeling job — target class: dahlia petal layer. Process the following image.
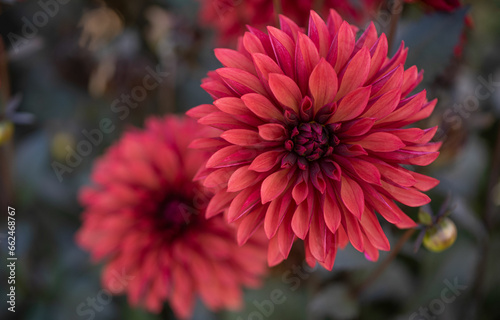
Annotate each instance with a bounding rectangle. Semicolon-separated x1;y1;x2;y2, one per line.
190;10;440;271
76;116;268;318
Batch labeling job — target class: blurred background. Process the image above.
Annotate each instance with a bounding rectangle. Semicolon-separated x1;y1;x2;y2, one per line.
1;0;500;319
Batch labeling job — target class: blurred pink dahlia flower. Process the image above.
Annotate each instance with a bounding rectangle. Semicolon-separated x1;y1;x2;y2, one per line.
199;0;382;45
188;10;440;270
76;116;268;319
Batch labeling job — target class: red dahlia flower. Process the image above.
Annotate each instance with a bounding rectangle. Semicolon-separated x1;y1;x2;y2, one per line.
188;10;440;270
76;116;268;319
199;0;382;44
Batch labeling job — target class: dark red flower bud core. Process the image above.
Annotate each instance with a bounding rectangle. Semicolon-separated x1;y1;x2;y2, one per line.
288;122;334;162
161;199;191;226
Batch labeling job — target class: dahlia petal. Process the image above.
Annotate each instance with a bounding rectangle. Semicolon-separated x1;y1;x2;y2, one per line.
336;47;371;100
362;233;380;261
249;150;284;172
401;65;420;97
326;8;343;35
405;99;437;123
320;159;341;180
189;137;228;150
199;111;253;131
324;186;342;233
352;132;405;152
243;32;267;55
380;181;431;207
354;22;378;53
410;171;440;191
291;199;313;239
242;93;285;122
304;241;317;268
248;26;275;57
343;209;365;252
308;10;331;57
382;128;425;142
373;150;439;166
377;90;427;124
327;21;355;72
267;235;285;267
339;118;375;137
329;86;371;122
359;209;390;251
252;53;284;86
367;34;388;81
393;211;418;228
296;33;320;94
340;175;364;219
336;156;381;185
371;65;404;99
264;197;284;238
309;209;327;262
215;48;256;74
279;15;301;42
171;264;195;319
206;145;254;168
379;194;417;228
319;233;337;270
206;188;233;218
228;187;260;222
361;183;400;224
268;26;295;78
268;73;302;112
309;59;338;112
216;68;267;96
373;161;416;187
221;129;262;146
277;212;295;258
336;144;368;157
362;88;401;119
292;172;309;204
201;79;234;99
336;224;349;249
258;123;287;141
261;169;290;203
186;104;219;119
237;206;266;245
228;165;264;192
378;42;408;78
204;167;236;188
214;97;252;116
153;147;180;183
129;161;160;190
414;126;438;144
310;162;326;193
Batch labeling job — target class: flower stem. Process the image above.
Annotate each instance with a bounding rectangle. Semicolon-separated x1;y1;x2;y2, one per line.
351;228;416;298
273;0;282;26
387;0;403;53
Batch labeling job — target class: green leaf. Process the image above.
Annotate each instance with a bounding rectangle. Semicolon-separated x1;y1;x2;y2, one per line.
418;209;433;226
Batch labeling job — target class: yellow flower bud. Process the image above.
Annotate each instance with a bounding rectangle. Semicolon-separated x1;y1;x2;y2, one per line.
423;217;457;252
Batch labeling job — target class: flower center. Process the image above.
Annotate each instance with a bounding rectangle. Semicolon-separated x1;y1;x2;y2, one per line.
289;122;332;161
156;195;198;231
